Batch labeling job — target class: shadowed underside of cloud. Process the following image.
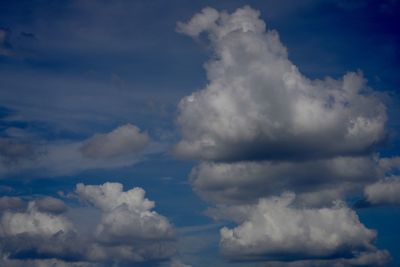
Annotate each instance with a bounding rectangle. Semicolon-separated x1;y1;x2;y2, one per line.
174;6;386;163
175;6;396;266
258;250;390;267
0;182;177;266
76;182;175;244
191;156;385;206
216;193;388;265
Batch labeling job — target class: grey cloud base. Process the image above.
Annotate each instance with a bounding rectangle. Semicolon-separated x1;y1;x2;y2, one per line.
191;156;385;206
174;6;386;163
217;193;387;263
0;183;177;266
176;6;397;266
76;182;175;244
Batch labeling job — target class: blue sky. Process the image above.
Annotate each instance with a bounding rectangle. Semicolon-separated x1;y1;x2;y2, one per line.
0;1;399;267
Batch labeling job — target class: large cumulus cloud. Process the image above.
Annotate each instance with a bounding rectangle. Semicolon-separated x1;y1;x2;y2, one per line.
174;6;386;162
175;6;394;266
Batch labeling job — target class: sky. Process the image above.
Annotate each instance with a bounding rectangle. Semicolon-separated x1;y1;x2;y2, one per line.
0;0;399;266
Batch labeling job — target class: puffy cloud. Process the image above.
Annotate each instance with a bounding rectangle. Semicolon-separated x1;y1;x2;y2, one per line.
80;124;149;159
174;6;386;162
75;182;155;212
0;124;154;177
0;199;80;261
218;193;385;263
174;6;396;265
191;156;382;206
0;183;177;266
176;7;219;37
76;182;174;243
364;177;400;205
360;157;400;205
75;182;176;264
0;201;73;236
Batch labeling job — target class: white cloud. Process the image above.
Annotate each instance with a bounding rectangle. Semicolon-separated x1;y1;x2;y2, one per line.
174;6;386;162
191;156;382;206
75;182;154;212
0;201;73;236
80;124;149;159
218;193;384;263
75;182;176;264
76;182;174;243
0;199;80;261
360;157;400;205
0;124;154;177
364;177;400;205
0;183;177;265
174;6;396;265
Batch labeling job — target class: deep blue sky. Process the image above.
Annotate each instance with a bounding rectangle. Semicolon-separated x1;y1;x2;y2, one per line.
0;1;399;267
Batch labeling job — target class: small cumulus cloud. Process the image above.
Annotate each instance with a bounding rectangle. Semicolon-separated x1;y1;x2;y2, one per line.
80;124;149;159
0;182;177;266
0;198;78;262
76;182;175;243
0;124;153;177
364;177;400;205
